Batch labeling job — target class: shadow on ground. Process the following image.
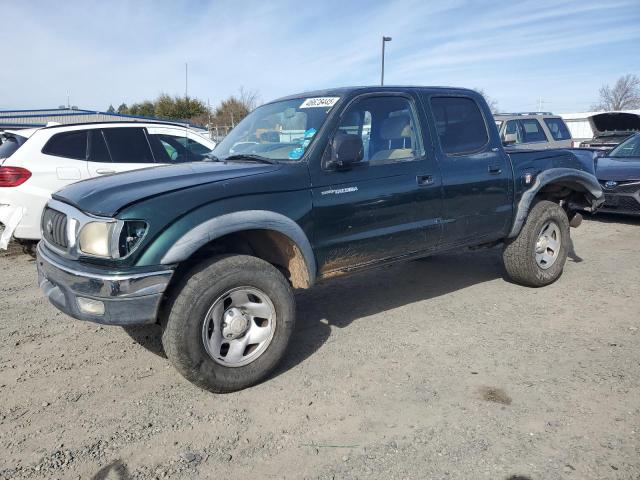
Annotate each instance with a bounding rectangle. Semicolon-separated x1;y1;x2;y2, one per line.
275;248;508;378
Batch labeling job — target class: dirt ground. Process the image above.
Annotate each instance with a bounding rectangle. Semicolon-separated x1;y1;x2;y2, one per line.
0;215;639;480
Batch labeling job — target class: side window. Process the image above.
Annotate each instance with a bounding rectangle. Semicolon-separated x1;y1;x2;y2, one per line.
520;119;547;143
147;133;210;163
88;130;111;162
544;118;571;141
101;128;154;164
430;96;488;155
503;120;523;144
42;131;88;160
336;96;421;166
184;138;212;156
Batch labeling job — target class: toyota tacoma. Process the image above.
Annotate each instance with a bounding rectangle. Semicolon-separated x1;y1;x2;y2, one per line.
36;87;604;392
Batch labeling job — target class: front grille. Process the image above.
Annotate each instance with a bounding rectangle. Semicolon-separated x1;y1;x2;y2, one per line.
42;207;68;249
603;194;640;212
601;181;640;194
619;197;640;212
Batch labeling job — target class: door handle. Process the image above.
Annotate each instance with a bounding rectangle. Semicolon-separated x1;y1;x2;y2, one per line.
488;165;502;175
95;169;116;175
416;175;434;186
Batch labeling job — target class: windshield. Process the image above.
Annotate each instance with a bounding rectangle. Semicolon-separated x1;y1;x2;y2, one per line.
213;96;340;161
0;134;27;159
609;134;640;159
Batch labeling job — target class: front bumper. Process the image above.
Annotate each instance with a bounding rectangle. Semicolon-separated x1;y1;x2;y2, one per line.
36;243;174;325
599;182;640;215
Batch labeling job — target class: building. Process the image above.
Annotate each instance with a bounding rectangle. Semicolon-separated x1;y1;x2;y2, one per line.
559;109;640;144
0;107;208;134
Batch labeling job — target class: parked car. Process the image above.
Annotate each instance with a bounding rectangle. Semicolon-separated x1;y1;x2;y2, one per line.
36;86;603;392
580;112;640;150
494;113;573;149
0;121;215;250
595;132;640;215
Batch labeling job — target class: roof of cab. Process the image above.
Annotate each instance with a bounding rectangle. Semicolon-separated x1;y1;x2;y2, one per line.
269;86;479;104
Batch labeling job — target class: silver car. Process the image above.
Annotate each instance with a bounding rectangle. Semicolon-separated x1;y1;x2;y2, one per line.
494;113;573;149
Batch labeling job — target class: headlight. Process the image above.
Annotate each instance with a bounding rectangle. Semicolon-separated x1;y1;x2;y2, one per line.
78;221;112;257
78;220;148;258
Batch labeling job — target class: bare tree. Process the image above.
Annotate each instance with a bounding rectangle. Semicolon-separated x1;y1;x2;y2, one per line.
475;88;499;114
591;74;640;111
238;87;260;112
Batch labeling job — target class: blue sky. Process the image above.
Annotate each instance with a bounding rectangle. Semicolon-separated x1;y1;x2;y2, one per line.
1;0;639;113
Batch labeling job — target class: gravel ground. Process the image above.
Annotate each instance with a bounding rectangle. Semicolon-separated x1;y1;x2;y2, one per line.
0;215;639;480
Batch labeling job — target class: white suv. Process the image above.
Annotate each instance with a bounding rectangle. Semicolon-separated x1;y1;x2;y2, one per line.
0;121;215;249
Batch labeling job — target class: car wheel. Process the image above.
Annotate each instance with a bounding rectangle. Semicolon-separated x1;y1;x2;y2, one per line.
162;254;295;393
503;200;570;287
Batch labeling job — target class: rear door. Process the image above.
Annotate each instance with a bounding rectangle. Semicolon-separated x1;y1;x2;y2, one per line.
39;130;92;184
425;94;512;246
309;93;442;275
87;127;157;177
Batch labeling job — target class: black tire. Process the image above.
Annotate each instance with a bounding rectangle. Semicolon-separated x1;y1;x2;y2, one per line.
503;200;570;287
161;254;295;393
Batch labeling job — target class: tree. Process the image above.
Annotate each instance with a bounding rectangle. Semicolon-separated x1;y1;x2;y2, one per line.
212;87;261;126
153;93;207;120
106;104;115;113
117;103;128;114
128;100;155;117
475;88;499;114
592;74;640;111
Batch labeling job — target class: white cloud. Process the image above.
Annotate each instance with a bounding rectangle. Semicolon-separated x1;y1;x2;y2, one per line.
0;0;638;112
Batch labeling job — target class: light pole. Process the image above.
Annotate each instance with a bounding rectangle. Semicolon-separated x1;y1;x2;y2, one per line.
381;36;392;86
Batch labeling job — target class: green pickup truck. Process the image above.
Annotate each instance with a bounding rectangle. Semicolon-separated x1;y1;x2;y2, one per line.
36;86;603;392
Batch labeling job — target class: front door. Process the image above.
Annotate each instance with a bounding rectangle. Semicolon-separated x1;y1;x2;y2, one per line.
309;94;442;276
426;95;512;246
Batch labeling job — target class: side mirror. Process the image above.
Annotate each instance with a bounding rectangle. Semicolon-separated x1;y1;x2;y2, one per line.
502;133;517;145
329;133;364;170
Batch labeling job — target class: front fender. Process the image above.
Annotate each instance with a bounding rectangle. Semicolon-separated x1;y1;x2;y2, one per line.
508;168;604;238
160;210;317;283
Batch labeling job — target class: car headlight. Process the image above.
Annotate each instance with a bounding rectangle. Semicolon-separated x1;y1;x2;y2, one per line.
78;220;148;258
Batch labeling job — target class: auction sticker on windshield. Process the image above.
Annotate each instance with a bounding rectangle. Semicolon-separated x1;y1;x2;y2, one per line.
300;97;340;109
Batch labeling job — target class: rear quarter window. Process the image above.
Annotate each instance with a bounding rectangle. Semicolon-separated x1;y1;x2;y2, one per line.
429;96;489;155
0;134;27;159
544;118;572;141
42;131;88;160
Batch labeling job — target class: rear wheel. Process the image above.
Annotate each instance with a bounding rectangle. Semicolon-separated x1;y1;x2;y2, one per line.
503;200;570;287
162;255;295;393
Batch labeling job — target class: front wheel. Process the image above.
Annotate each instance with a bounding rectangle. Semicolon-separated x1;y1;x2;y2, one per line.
503;200;570;287
161;255;295;393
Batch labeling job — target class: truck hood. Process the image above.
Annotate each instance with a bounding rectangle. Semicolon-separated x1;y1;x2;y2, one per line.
589;112;640;136
53;161;281;217
596;156;640;181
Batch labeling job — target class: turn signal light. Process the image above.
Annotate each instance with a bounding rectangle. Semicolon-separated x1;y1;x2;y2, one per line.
0;167;32;187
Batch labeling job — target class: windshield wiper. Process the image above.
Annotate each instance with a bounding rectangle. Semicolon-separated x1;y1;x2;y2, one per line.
223;154;277;164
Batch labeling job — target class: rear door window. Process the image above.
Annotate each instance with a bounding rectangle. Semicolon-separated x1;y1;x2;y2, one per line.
429;96;488;155
520;119;547;143
42;131;88;159
101;128;154;163
544;118;572;141
0;134;27;159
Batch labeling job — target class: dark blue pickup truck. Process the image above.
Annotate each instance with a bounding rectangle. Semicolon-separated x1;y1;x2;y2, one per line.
36;86;603;392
